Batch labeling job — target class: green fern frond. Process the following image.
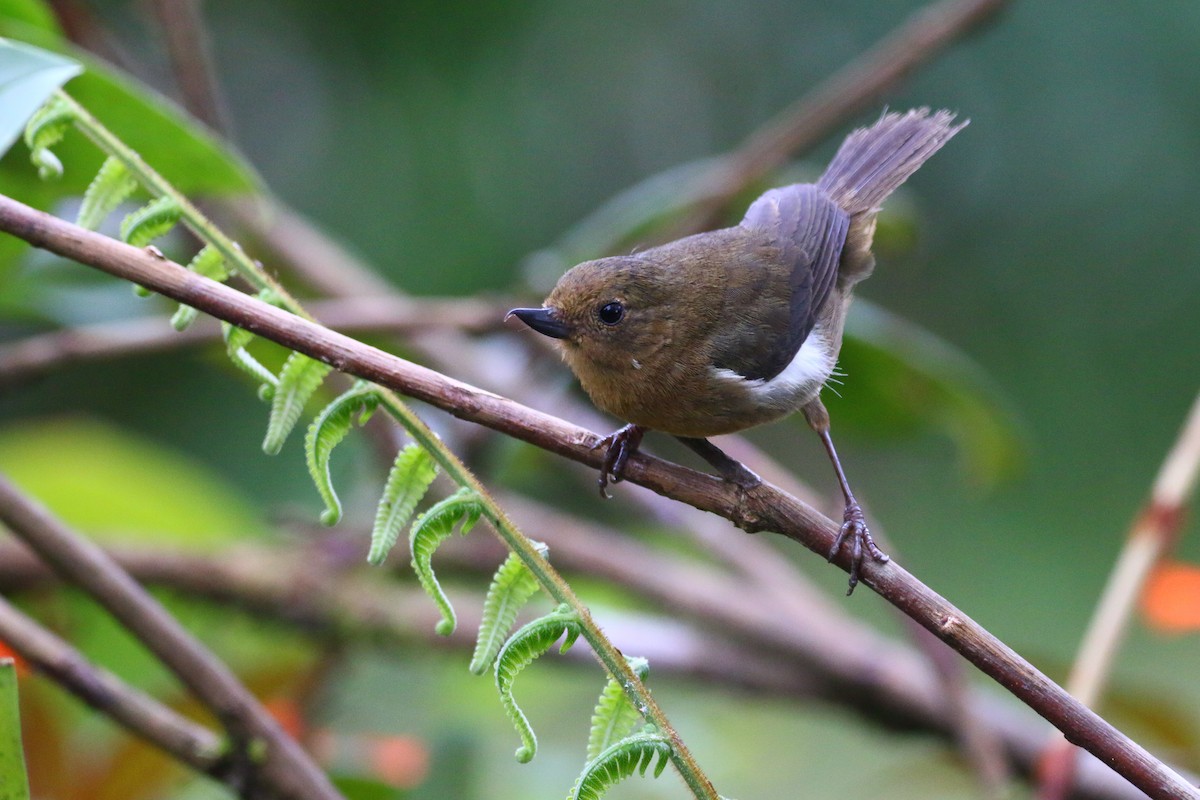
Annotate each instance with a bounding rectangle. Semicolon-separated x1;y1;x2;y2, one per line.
586;656;650;761
119;195;182;247
402;485;479;630
571;730;672;800
221;322;278;395
262;351;332;455
305;381;382;525
77;156;139;230
171;246;229;330
23;95;74;179
495;603;583;763
469;542;548;675
372;444;441;565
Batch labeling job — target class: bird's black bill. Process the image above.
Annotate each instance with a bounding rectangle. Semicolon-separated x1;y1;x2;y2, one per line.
507;307;571;340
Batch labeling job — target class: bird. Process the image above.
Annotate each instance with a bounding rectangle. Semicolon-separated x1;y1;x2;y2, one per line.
508;108;965;592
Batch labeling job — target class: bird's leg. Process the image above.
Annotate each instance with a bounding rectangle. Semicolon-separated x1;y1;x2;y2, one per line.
802;398;889;594
595;424;645;498
675;437;761;489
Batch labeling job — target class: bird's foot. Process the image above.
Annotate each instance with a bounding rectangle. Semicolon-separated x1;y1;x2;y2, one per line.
595;424;645;498
827;501;889;595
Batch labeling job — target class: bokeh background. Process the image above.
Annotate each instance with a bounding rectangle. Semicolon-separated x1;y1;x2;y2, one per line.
1;0;1199;798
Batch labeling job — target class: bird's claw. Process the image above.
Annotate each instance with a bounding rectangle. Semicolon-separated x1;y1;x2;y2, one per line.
827;501;889;595
596;424;644;498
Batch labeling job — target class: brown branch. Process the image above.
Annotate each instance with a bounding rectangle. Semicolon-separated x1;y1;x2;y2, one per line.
0;194;1194;799
0;470;341;800
0;593;233;780
0;539;1162;800
670;0;1009;236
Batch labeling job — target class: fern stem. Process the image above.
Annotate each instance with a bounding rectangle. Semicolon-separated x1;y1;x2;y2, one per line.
53;91;307;316
376;393;719;800
54;89;718;799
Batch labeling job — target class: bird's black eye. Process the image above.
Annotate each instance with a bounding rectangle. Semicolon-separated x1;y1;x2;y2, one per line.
598;301;625;325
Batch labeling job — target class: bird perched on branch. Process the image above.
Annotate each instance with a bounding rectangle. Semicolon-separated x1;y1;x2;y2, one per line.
509;108;965;592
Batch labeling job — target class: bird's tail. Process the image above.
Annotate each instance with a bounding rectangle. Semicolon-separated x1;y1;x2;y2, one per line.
817;108;965;215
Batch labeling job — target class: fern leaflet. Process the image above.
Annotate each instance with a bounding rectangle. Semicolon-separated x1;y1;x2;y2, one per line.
305;381;382;525
495;603;583;763
76;156;139;231
469;543;548;675
403;485;479;630
119;195;182;246
221;322;278;397
262;351;332;455
571;730;672;800
23;95;74;179
586;656;650;761
171;246;229;331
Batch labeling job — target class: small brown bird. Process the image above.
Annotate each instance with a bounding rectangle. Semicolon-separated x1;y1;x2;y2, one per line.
510;108;964;591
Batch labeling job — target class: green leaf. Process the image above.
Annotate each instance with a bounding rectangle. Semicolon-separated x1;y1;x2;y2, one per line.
305;381;381;525
586;656;650;761
20;90;71;178
469;543;548;675
0;660;31;800
402;485;479;630
76;154;138;230
0;416;266;547
832;298;1028;487
494;603;583;763
119;194;182;246
0;38;79;161
262;351;332;455
571;731;673;800
171;245;229;330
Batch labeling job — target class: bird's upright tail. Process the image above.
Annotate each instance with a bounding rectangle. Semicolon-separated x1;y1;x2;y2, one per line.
817;108;965;216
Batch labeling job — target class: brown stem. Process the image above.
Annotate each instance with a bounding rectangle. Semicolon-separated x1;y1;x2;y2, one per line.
0;194;1193;799
147;0;231;135
0;470;341;800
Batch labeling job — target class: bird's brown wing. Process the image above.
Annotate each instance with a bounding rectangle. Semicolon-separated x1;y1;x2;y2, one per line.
711;184;848;381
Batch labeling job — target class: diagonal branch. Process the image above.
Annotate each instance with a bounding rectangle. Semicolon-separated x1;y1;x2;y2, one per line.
0;594;230;781
0;469;341;800
0;193;1194;800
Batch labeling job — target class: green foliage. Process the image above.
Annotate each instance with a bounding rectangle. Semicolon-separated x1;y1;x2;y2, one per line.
371;442;440;565
76;154;138;230
495;603;583;763
0;661;31;800
571;730;672;799
586;656;650;761
469;543;548;675
403;486;481;633
171;245;230;330
262;351;332;455
20;90;72;178
305;381;382;525
0;38;78;159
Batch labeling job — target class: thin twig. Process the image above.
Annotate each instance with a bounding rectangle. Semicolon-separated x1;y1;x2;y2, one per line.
669;0;1009;236
0;193;1192;800
0;471;341;800
0;594;230;779
1038;390;1200;800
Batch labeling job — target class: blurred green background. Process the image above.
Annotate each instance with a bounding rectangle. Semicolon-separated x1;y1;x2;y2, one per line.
2;0;1200;798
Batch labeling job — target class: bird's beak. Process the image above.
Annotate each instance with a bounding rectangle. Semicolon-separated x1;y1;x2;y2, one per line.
506;307;571;340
